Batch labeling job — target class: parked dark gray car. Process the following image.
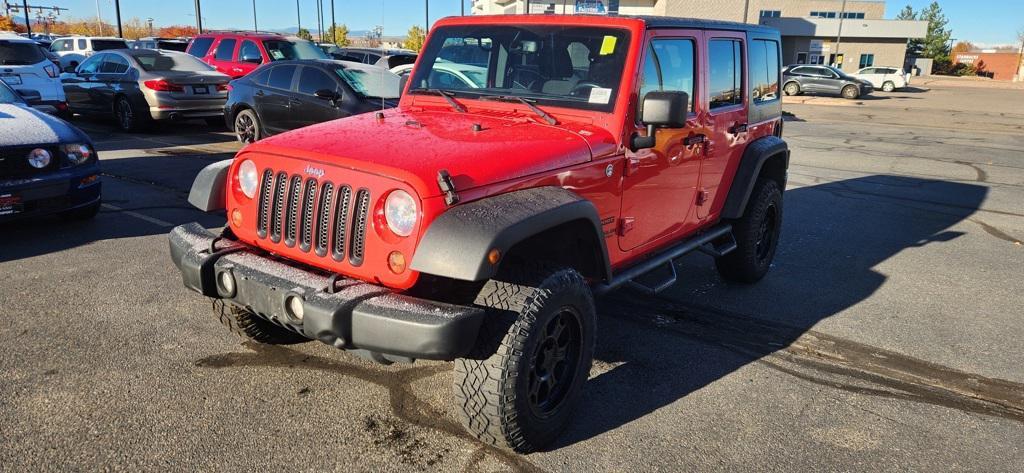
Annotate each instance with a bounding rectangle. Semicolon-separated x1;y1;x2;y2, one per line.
782;65;873;99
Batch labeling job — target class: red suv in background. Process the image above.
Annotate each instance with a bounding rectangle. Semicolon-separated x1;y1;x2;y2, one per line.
186;31;328;78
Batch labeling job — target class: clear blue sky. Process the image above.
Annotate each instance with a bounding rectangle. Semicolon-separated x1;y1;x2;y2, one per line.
17;1;1024;45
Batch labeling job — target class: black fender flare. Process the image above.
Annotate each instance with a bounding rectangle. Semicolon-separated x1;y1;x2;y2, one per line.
410;186;612;282
721;136;789;220
187;159;232;212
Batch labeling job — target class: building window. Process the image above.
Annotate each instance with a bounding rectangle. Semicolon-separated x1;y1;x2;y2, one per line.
759;10;781;18
841;12;866;19
859;54;875;68
810;11;837;18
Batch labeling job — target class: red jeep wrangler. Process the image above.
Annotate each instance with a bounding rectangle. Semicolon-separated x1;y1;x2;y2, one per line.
170;15;787;452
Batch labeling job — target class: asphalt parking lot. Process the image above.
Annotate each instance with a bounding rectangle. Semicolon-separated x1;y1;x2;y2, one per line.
2;83;1022;471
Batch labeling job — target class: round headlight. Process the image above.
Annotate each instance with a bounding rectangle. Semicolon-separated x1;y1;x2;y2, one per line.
384;190;417;237
238;159;258;199
27;148;51;169
61;144;93;165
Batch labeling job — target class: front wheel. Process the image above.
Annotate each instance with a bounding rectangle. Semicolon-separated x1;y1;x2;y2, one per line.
841;85;860;99
233;109;262;144
783;81;801;96
115;96;148;132
716;178;783;283
454;264;595;453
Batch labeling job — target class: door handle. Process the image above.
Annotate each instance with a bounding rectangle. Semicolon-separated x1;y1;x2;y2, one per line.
232;68;243;73
729;123;748;134
683;134;707;146
254;90;264;97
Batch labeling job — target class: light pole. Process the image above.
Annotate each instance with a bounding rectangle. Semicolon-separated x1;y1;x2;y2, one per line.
331;0;336;44
194;0;203;33
296;0;301;35
252;0;257;31
21;0;30;35
114;0;122;38
834;0;847;68
425;0;429;32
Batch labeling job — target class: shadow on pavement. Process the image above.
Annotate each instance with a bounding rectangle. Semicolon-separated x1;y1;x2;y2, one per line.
553;175;987;449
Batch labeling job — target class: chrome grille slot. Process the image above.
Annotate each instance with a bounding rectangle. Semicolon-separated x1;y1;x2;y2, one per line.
331;186;352;261
256;169;273;238
269;171;288;243
299;179;318;252
315;182;334;257
284;175;302;246
350;189;371;266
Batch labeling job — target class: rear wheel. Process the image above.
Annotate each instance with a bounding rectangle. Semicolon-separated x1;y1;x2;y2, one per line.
454;264;595;453
233;109;261;144
716;178;783;283
783;81;801;96
211;299;308;344
841;85;860;99
881;81;896;92
115;96;149;132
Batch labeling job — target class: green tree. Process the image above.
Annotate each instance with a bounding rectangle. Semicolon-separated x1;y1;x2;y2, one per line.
296;28;312;41
916;2;952;60
895;5;916;20
326;24;350;46
404;25;426;52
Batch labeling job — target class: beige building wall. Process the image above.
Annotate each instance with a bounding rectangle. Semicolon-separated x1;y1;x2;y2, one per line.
783;37;909;70
472;0;886;21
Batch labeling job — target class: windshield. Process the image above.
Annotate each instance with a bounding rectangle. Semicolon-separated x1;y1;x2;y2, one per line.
132;51;213;72
93;39;129;51
0;40;46;65
334;64;401;99
263;39;329;61
0;81;22;103
409;25;631;111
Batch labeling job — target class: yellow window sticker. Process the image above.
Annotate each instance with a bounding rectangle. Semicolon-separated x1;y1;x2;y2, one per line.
599;36;617;55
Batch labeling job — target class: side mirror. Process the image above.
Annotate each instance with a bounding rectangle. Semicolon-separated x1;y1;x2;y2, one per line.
241;55;262;64
16;89;42;104
63;64;77;74
399;74;409;96
630;91;689;151
314;89;340;105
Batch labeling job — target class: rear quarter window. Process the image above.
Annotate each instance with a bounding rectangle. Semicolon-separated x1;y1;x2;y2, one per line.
0;41;46;65
215;39;237;61
189;37;215;57
749;39;779;103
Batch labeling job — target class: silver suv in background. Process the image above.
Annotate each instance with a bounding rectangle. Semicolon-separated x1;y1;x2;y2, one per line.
0;33;68;115
49;36;129;69
782;65;874;99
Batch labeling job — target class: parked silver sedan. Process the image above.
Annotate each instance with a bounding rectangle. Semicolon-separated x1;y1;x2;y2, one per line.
61;49;230;131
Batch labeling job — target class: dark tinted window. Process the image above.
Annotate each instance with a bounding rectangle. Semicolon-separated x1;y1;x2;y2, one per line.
156;41;188;52
239;40;262;63
385;54;416;69
77;54;104;74
708;39;742;110
133;51;212;72
637;39;696;117
77;39;87;50
749;39;779;103
338;52;365;62
249;66;271;86
99;54;130;73
298;66;337;95
267;65;296;90
364;53;381;64
263;39;328;61
215;39;237;61
189;37;214;57
0;40;46;65
92;39;128;51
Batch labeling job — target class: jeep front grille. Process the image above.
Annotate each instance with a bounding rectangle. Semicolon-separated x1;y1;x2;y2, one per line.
255;169;371;266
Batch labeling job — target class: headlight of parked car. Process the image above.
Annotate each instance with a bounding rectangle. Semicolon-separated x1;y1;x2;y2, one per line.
384;190;417;237
238;159;259;199
61;143;94;166
27;148;52;168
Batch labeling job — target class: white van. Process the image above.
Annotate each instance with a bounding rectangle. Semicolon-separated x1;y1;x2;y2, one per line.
0;33;67;114
49;36;129;70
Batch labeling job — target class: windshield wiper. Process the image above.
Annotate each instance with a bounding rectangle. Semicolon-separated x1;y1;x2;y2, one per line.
479;95;557;125
413;88;466;113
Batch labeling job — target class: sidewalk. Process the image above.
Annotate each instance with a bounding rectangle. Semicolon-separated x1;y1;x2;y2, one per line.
914;75;1024;90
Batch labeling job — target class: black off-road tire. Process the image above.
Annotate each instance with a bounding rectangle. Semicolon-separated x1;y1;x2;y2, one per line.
841;85;860;99
454;264;596;453
715;178;783;283
211;299;308;344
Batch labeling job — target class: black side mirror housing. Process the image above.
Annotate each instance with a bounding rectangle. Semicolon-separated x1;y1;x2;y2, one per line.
314;89;340;105
241;55;262;64
630;91;689;151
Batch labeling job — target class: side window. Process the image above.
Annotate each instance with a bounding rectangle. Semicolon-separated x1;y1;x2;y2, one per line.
708;39;743;110
249;66;271;86
99;54;130;74
214;39;237;61
749;39;779;103
637;38;696;118
298;66;338;95
77;39;87;50
51;40;68;52
239;40;262;64
267;65;297;90
364;53;381;64
189;37;214;58
341;52;366;63
77;54;104;74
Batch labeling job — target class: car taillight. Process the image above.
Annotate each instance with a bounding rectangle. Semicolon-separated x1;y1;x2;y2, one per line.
143;79;184;92
217;83;230;92
43;64;58;78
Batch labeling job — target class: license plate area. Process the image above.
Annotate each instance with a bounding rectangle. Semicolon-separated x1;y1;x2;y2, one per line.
193;85;208;94
0;193;23;216
0;74;22;85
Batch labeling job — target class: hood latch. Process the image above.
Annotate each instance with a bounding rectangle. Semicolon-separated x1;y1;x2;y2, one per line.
437;169;460;206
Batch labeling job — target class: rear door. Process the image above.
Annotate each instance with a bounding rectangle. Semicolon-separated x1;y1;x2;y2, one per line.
257;64;297;134
96;53;132;110
619;29;706;251
209;37;239;77
700;32;748;220
293;65;344;129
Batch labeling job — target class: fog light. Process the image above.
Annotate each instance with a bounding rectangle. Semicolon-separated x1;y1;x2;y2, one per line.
387;251;406;274
285;295;304;321
231;208;243;227
217;270;236;297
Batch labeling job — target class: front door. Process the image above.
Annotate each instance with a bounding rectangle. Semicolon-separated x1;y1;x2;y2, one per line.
619;29;706;252
64;53;105;114
700;32;749;221
293;65;345;129
256;64;297;135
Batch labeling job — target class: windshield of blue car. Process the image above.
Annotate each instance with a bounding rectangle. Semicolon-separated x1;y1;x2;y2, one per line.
132;51;213;72
0;40;46;65
334;64;401;99
263;39;329;61
409;25;631;112
0;81;21;103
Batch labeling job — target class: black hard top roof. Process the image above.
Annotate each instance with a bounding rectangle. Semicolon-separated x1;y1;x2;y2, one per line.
629;15;779;34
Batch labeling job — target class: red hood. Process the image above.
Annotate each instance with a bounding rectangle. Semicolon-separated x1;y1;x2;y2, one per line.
247;107;616;199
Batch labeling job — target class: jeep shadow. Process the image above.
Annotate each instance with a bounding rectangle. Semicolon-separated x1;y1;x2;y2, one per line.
552;175;987;449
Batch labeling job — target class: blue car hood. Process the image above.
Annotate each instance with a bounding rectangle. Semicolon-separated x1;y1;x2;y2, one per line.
0;104;84;147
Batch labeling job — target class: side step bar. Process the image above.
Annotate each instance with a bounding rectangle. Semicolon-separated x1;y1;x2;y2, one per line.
593;225;734;296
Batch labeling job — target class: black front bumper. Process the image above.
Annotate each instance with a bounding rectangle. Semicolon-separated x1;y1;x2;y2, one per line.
168;223;485;361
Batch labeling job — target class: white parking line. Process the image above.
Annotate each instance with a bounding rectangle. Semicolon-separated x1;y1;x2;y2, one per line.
101;204;174;228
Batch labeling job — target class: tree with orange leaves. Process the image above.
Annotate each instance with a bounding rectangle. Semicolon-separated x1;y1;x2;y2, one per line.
1;15;28;33
157;25;198;38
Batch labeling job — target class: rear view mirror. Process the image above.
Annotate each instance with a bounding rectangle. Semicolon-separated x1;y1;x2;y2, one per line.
631;91;689;150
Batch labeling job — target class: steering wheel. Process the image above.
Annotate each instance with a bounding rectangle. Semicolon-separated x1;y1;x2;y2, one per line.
570;81;601;96
510;68;544;90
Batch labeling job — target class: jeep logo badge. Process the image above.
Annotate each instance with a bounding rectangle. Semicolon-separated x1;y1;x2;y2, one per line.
304;166;325;178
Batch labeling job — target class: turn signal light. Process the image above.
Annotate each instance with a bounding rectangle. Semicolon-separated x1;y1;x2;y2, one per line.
231;208;243;227
143;79;184;92
387;251;407;274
